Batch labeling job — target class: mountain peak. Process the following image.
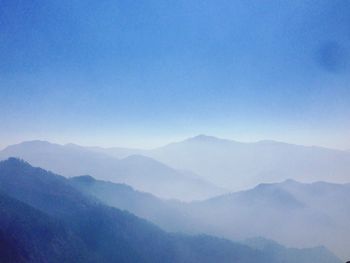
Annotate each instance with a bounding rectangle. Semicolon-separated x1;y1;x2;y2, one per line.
0;157;31;169
185;134;230;143
2;140;60;152
282;179;301;185
18;140;54;146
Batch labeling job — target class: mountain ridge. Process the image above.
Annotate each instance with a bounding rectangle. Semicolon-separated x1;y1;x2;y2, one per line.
0;142;225;201
69;172;350;260
144;135;350;190
3;137;350;196
1;158;342;263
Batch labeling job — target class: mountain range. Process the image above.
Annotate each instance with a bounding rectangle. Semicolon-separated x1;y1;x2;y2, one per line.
0;140;224;201
0;158;342;263
1;137;350;260
2;135;350;195
70;174;350;261
142;135;350;190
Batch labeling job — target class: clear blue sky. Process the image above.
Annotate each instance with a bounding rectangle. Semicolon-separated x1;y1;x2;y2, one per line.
1;0;349;149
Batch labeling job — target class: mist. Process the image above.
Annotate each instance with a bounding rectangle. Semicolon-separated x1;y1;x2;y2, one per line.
1;0;350;262
1;137;350;261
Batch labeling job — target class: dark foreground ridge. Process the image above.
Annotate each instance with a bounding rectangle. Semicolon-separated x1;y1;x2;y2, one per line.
0;158;343;263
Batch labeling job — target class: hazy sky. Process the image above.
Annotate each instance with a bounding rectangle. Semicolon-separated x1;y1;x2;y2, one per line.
1;0;350;149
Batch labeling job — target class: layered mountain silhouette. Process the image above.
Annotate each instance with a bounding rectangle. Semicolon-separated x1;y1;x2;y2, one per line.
1;138;349;260
191;180;350;260
69;175;185;232
89;135;350;191
0;141;224;200
145;135;350;190
0;158;266;263
70;174;350;261
0;158;343;263
3;136;350;196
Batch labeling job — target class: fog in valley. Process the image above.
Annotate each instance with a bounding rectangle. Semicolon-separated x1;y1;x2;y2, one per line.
1;136;350;261
1;0;350;262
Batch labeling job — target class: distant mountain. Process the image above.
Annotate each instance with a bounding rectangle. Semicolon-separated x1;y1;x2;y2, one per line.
5;137;350;195
0;158;265;263
0;141;225;200
190;180;350;260
0;158;342;263
71;174;350;261
73;135;350;191
244;237;344;263
69;175;185;233
85;145;144;159
140;135;350;190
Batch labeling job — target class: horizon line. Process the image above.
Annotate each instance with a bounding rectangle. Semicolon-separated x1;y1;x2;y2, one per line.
1;134;348;152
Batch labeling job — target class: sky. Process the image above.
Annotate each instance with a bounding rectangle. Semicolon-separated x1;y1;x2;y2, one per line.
0;0;350;149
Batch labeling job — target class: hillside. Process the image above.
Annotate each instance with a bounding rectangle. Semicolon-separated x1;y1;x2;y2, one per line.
0;141;224;200
71;173;350;260
0;158;342;263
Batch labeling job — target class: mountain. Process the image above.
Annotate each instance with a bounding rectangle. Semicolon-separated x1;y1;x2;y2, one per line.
0;158;342;263
85;145;144;159
4;137;350;196
0;191;88;263
0;141;225;200
71;135;350;191
69;175;186;233
70;174;350;261
0;158;266;263
140;135;350;190
190;180;350;260
244;238;344;263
